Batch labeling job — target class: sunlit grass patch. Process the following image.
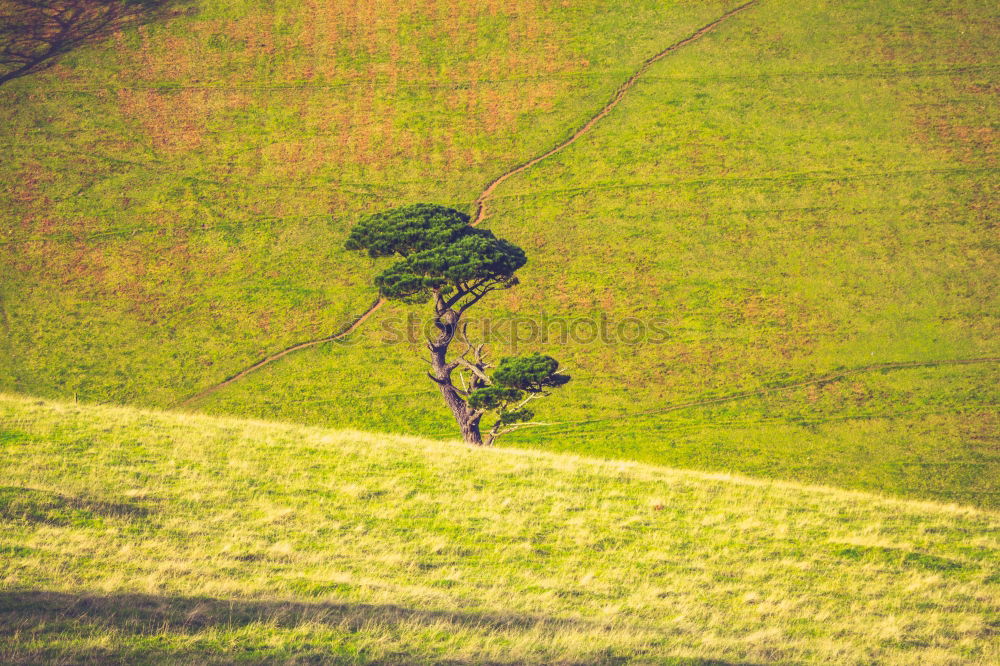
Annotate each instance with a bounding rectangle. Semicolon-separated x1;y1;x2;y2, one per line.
0;394;997;663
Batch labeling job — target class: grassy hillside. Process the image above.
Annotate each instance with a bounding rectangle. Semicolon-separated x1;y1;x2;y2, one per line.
1;0;735;403
191;0;999;505
1;394;998;663
1;0;997;506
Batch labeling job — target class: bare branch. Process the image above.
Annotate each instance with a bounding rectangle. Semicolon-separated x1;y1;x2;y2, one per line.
500;421;551;431
426;372;446;385
468;372;485;392
512;392;542;411
454;357;491;384
457;282;501;315
455;322;474;361
486;419;552;446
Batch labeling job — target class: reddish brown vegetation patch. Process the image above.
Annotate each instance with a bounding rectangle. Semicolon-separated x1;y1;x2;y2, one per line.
107;0;581;170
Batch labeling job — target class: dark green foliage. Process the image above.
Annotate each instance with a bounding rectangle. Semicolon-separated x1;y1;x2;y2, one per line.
468;384;534;427
468;354;571;432
374;231;525;303
497;407;534;425
492;354;571;392
467;385;522;411
344;204;470;259
345;204;526;303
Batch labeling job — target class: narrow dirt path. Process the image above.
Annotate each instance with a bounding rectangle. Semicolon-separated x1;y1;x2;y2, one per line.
471;0;758;224
176;2;757;409
176;296;385;408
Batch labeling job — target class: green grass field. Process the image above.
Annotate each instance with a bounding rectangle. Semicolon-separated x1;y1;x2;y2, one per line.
2;1;998;661
1;0;741;405
0;0;997;539
1;394;997;663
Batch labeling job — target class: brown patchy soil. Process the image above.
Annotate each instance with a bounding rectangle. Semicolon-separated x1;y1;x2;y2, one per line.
110;0;578;166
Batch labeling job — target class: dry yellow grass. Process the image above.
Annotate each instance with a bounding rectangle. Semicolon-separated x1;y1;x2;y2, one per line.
1;393;997;663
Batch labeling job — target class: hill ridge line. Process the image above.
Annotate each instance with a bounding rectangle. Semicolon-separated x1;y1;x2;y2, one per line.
177;2;758;409
8;391;997;516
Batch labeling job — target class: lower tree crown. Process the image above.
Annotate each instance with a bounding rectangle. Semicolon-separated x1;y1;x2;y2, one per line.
492;353;571;391
467;354;571;428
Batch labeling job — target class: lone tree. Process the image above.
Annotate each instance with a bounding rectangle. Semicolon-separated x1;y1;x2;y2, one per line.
345;203;569;445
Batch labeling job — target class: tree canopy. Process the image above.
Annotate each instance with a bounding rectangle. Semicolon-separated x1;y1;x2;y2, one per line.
345;203;526;304
344;204;470;258
468;354;571;436
491;353;571;392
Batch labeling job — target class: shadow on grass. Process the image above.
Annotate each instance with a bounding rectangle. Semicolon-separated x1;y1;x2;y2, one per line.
0;486;151;526
0;0;181;86
0;589;758;665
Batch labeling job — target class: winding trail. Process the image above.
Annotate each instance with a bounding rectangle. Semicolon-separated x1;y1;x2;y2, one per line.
177;2;757;409
471;0;758;224
176;296;385;408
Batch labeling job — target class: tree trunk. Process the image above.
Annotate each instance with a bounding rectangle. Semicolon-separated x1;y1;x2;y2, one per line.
428;304;484;445
456;408;484;446
430;349;483;445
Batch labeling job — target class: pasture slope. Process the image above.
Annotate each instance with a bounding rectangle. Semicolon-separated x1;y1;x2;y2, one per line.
1;0;739;405
1;3;997;496
1;394;998;663
175;1;759;409
194;0;999;506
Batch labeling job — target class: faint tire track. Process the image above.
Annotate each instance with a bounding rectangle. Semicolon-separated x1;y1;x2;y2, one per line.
176;2;758;408
522;356;1000;432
